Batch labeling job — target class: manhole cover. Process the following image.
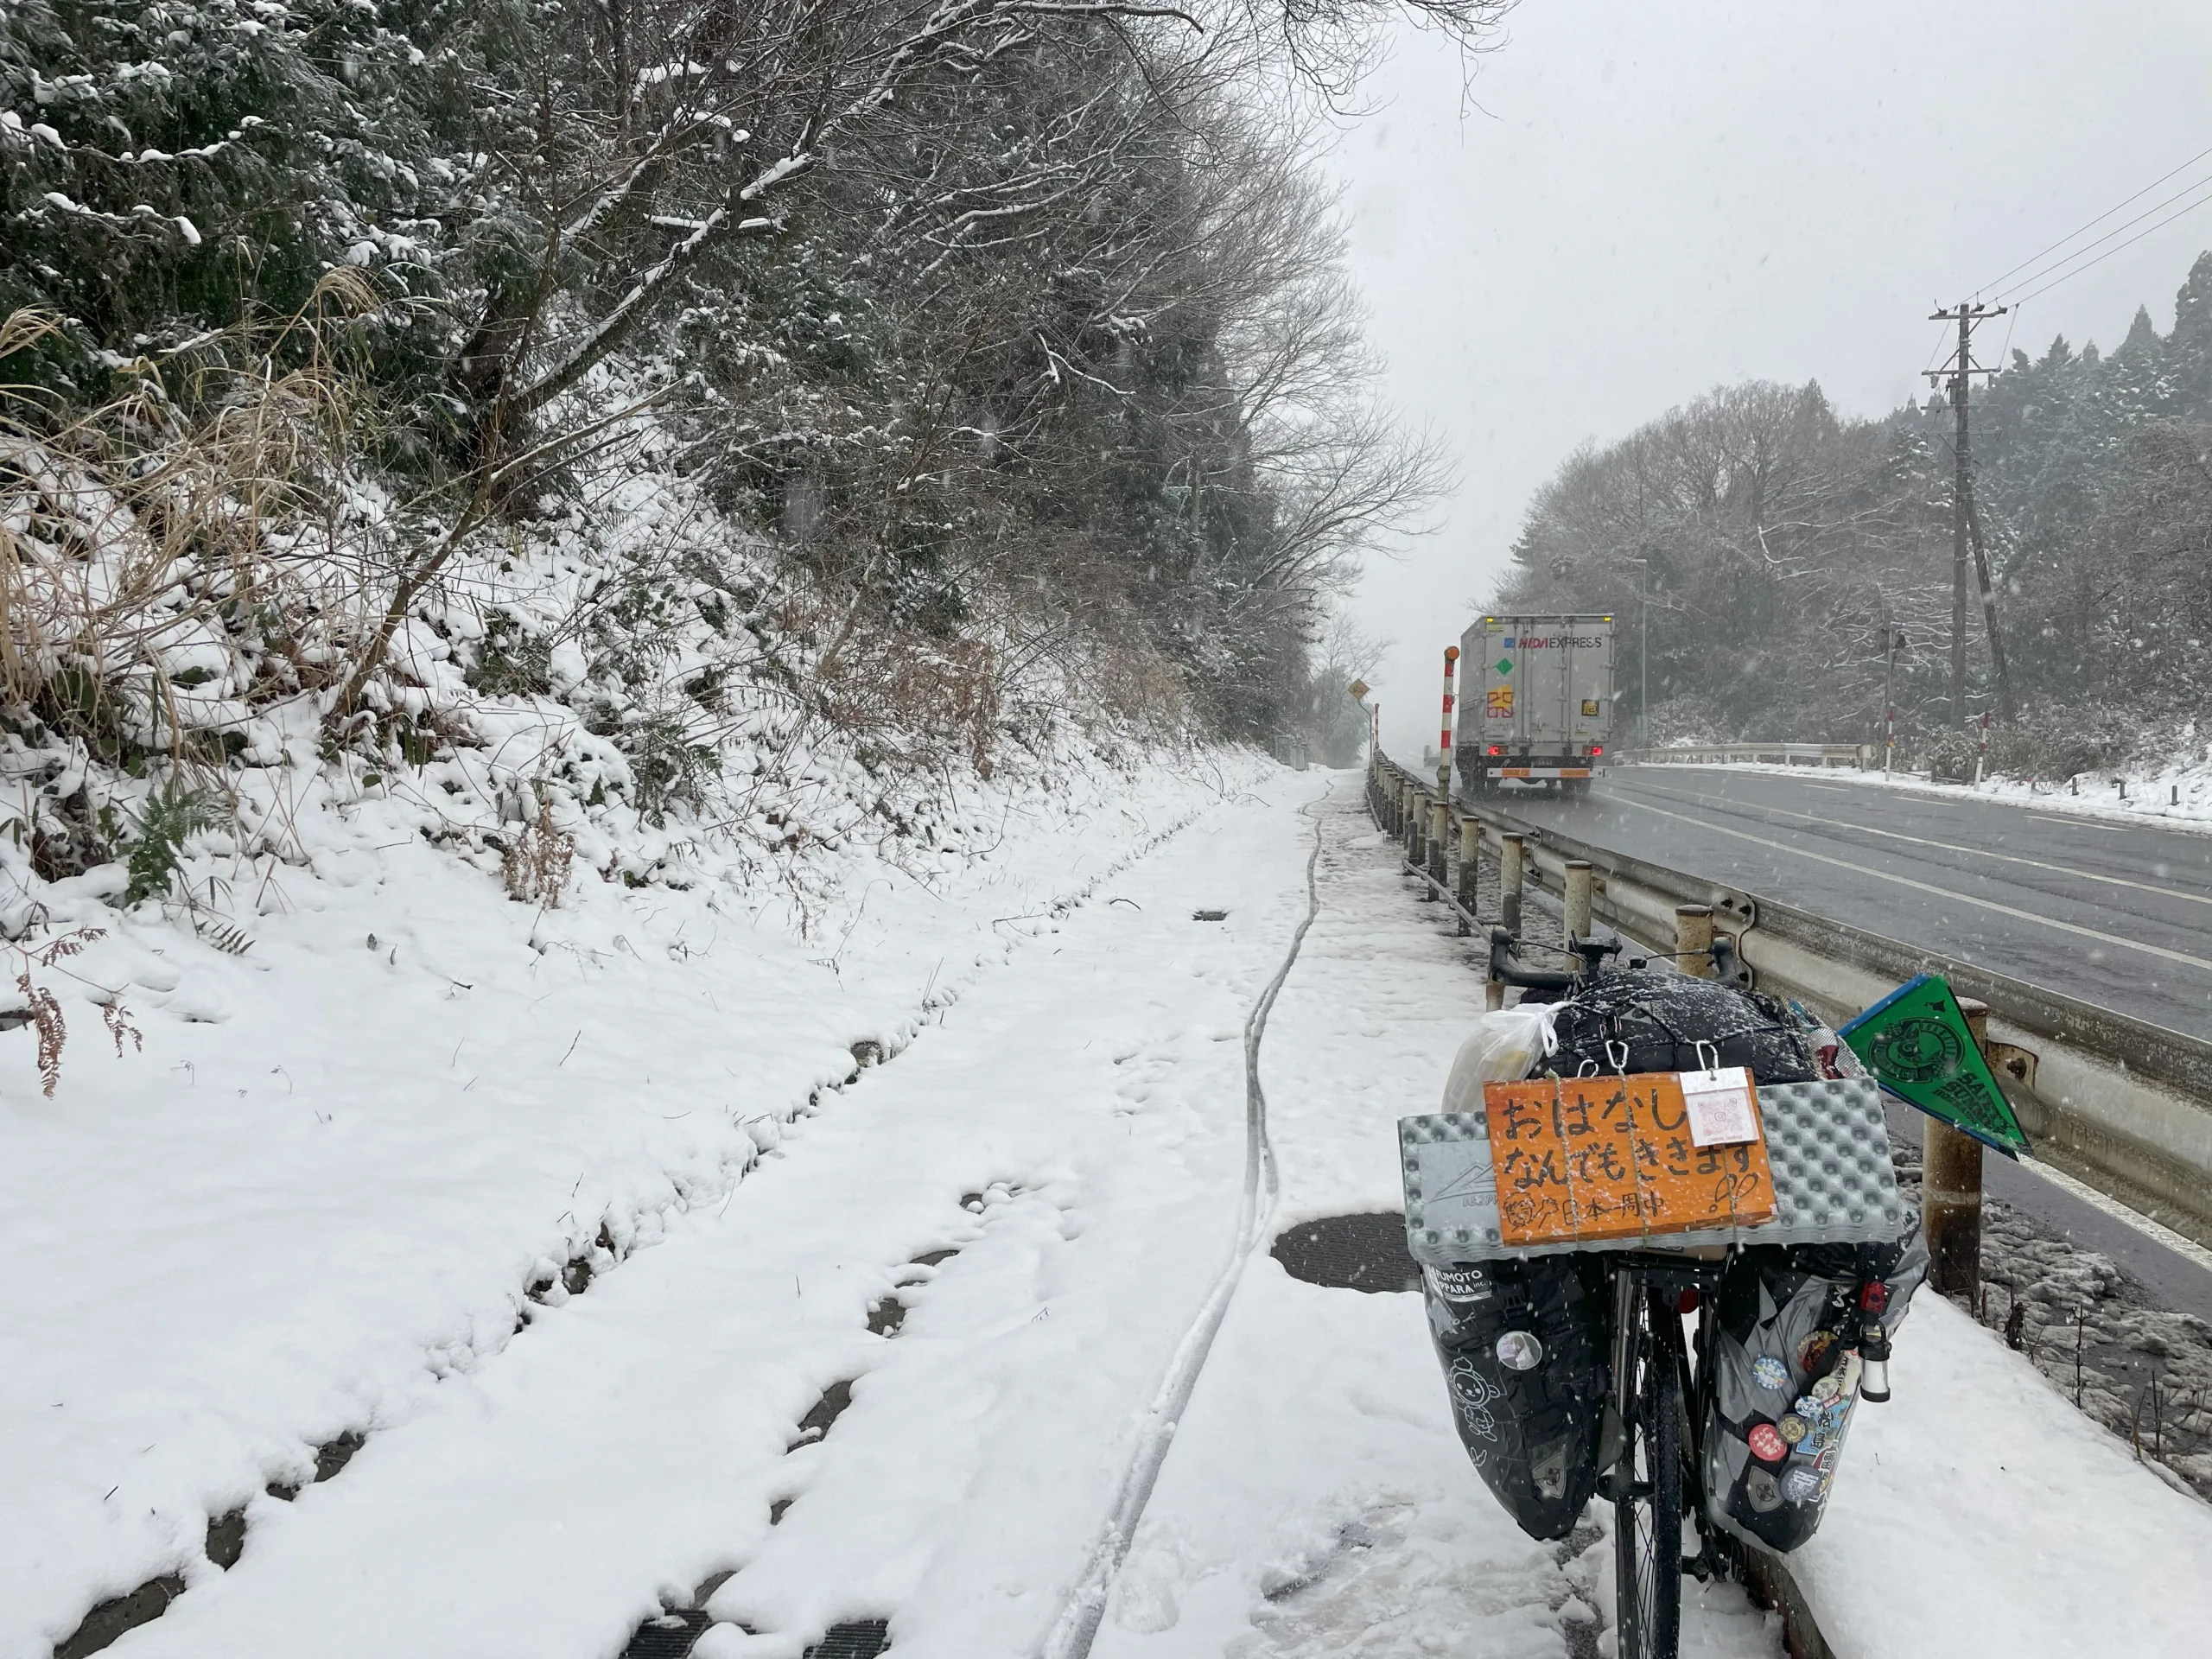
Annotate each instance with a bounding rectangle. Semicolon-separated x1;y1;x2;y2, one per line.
1271;1213;1421;1294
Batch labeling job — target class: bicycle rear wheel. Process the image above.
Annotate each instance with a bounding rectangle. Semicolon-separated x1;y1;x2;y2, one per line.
1613;1287;1684;1659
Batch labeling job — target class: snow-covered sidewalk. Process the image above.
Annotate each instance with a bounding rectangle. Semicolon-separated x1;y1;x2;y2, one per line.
1090;789;1774;1659
11;766;2212;1659
4;753;1269;1659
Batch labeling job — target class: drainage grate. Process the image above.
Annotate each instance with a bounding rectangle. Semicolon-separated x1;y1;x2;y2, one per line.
803;1619;891;1658
619;1610;710;1659
1270;1212;1421;1294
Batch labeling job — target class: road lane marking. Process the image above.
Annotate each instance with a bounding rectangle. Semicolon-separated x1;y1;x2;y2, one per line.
1803;784;1849;793
1607;795;2212;976
1613;781;2212;911
2029;814;2135;832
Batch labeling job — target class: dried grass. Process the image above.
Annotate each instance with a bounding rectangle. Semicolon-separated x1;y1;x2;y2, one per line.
501;796;575;906
0;277;393;777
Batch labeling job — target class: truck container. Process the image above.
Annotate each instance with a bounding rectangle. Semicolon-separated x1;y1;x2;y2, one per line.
1458;613;1616;795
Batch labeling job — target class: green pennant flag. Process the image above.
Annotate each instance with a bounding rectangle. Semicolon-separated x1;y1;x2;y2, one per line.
1838;974;2031;1158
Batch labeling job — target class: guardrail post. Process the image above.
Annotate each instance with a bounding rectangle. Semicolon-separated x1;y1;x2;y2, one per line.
1455;813;1481;933
1499;833;1526;938
1427;798;1449;897
1407;787;1427;869
1675;904;1714;976
1924;997;1988;1299
1563;860;1593;941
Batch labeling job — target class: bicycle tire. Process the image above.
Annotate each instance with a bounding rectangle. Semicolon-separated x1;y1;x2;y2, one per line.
1614;1288;1685;1659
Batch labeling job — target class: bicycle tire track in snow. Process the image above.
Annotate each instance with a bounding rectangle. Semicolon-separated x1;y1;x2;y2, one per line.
1040;791;1328;1659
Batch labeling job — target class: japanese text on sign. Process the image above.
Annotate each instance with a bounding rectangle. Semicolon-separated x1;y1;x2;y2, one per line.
1481;1073;1777;1246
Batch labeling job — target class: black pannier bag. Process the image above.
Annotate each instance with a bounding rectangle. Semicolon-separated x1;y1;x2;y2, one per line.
1699;1237;1925;1554
1421;1252;1609;1541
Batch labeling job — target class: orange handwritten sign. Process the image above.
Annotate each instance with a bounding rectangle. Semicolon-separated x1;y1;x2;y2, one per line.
1482;1073;1776;1246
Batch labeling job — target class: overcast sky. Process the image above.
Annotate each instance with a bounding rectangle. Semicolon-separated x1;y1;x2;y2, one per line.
1329;0;2212;755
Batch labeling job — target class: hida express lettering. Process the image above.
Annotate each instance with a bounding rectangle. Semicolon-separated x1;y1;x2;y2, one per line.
1509;635;1607;649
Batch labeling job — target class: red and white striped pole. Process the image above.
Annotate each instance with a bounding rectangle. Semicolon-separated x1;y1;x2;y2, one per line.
1439;646;1460;796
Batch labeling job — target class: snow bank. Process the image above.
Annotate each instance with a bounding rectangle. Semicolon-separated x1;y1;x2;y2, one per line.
1798;1293;2212;1658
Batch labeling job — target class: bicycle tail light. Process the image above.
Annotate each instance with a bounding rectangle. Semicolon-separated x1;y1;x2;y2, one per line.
1859;1281;1893;1402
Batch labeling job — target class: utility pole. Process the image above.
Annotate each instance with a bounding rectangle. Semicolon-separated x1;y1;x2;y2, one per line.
1925;302;2006;734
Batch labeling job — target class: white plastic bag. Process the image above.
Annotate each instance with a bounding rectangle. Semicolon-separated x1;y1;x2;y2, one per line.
1439;1004;1560;1115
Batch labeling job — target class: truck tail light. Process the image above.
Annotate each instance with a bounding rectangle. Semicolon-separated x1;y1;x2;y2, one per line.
1486;745;1502;756
1589;744;1604;757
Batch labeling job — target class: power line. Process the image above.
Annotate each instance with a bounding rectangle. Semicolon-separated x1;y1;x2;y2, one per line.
1975;139;2212;297
1990;169;2212;303
2005;186;2212;308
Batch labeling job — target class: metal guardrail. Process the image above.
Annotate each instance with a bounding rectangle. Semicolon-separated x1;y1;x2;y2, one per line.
1366;753;2212;1240
1614;743;1876;768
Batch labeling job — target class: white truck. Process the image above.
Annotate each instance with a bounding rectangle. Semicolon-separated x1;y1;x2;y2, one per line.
1457;613;1617;796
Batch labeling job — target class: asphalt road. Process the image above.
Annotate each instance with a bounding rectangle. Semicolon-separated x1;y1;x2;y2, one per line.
1500;764;2212;1315
1508;765;2212;1045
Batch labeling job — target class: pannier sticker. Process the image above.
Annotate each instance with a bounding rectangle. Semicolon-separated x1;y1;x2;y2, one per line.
1495;1330;1545;1370
1751;1355;1790;1392
1777;1413;1809;1444
1782;1466;1822;1504
1745;1467;1783;1513
1428;1265;1493;1301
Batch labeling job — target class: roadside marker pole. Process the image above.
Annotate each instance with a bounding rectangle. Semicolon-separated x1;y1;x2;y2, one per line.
1438;646;1459;804
1976;711;1989;785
